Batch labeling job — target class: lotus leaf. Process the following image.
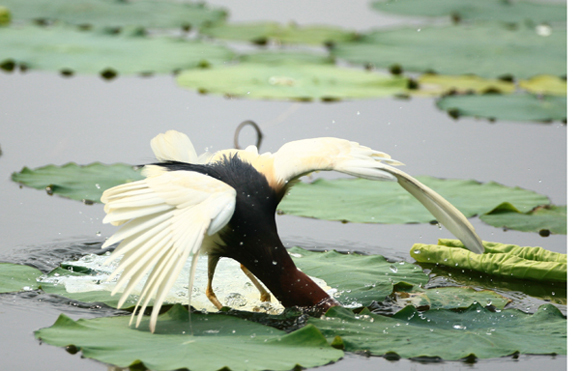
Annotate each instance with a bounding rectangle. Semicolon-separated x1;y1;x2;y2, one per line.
2;0;226;29
289;247;428;307
480;203;566;235
437;93;567;122
35;305;343;371
520;75;567;96
415;74;515;96
0;263;42;293
279;177;549;224
310;303;566;359
371;0;566;24
201;21;358;45
0;6;10;25
177;63;407;101
396;286;510;310
332;23;566;79
410;239;566;282
239;51;334;65
0;25;234;75
12;162;144;202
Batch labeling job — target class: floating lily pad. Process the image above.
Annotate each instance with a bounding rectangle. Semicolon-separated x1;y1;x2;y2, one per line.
411;239;566;282
279;177;549;224
200;21;357;45
437;93;567;122
0;25;234;75
310;303;566;359
415;74;515;96
0;263;42;293
35;305;343;371
177;62;407;101
12;162;144;203
2;0;226;30
371;0;566;24
481;203;566;235
289;247;428;307
520;75;567;96
396;286;510;310
239;51;335;65
332;23;566;79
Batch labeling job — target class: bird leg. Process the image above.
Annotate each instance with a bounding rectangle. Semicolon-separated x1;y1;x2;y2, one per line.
240;264;271;302
206;254;223;310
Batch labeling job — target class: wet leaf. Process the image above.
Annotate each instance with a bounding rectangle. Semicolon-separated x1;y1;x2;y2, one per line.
396;286;510;310
437;93;566;122
12;162;144;203
520;75;567;96
177;62;407;101
309;303;566;359
415;74;515;96
410;239;566;283
0;263;42;293
279;177;549;224
289;247;428;307
480;204;566;235
0;25;234;75
35;305;343;371
332;23;566;79
201;21;358;45
371;0;566;24
2;0;226;29
239;51;335;65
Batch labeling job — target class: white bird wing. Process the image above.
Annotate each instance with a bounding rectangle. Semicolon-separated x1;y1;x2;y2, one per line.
272;137;484;254
101;166;236;332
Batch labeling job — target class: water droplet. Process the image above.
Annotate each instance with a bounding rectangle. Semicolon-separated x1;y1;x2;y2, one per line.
272;261;278;265
413;249;421;254
535;24;552;37
389;264;398;273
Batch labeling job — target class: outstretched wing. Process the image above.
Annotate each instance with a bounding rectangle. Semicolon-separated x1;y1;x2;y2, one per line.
272;137;484;254
101;166;236;332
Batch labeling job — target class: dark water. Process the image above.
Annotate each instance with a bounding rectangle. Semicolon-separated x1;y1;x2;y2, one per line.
0;1;569;370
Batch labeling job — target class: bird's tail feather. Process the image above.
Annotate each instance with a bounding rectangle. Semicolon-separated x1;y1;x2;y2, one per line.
382;165;484;254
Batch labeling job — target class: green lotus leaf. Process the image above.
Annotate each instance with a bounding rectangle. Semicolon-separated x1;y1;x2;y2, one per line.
310;303;566;359
371;0;566;24
332;23;566;79
415;74;515;96
279;177;549;224
0;6;10;25
12;162;144;203
0;25;234;75
437;93;566;122
0;263;42;293
289;247;428;307
239;51;335;65
35;305;343;371
177;63;407;101
410;239;566;282
201;21;358;45
396;286;510;310
520;75;567;96
2;0;226;29
481;203;566;235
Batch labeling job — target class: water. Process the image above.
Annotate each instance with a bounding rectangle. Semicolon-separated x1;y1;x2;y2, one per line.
0;1;568;370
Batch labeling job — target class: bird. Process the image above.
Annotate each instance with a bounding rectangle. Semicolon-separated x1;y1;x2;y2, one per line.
100;130;484;332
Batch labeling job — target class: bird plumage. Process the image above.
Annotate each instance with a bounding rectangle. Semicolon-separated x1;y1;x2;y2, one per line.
101;130;483;332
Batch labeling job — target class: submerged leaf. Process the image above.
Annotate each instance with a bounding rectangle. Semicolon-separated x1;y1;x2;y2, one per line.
371;0;566;24
481;204;566;235
289;247;428;307
310;303;566;359
35;305;343;371
200;21;358;45
437;93;567;122
2;0;226;29
410;239;566;282
519;75;567;96
0;25;234;75
0;263;42;293
396;286;510;310
177;62;407;101
333;23;566;79
279;177;549;224
12;162;144;203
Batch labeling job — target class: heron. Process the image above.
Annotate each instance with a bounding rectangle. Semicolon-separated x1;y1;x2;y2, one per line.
101;130;483;332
